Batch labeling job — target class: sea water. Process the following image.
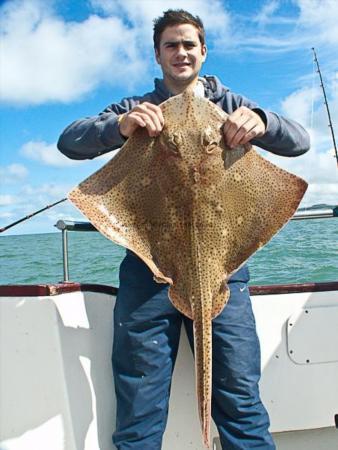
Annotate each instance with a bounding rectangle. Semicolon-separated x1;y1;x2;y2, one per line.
1;218;337;286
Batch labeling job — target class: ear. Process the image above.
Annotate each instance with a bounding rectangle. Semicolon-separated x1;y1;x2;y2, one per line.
201;45;207;62
155;48;161;64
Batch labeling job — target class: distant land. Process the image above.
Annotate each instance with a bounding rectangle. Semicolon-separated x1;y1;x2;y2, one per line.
299;203;337;211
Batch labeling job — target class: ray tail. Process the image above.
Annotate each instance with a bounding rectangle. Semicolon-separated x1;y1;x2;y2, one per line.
193;304;212;448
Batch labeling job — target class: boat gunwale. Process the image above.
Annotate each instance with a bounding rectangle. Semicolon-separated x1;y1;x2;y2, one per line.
0;281;338;297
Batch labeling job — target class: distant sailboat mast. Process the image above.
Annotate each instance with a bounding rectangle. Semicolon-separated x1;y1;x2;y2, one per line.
311;47;338;168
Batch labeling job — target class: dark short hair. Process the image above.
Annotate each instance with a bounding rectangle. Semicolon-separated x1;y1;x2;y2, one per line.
153;9;206;51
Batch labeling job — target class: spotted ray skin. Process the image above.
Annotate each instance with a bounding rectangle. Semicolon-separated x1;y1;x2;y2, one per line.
68;91;307;448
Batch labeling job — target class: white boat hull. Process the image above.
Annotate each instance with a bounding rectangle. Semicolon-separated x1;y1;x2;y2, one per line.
0;285;337;449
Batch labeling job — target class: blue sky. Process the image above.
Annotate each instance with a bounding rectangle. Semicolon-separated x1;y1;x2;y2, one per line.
1;0;337;235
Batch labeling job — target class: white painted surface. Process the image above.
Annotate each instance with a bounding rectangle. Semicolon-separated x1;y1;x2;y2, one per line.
213;428;338;450
0;292;115;450
0;416;65;450
287;306;338;364
272;427;338;450
252;290;338;432
1;288;338;449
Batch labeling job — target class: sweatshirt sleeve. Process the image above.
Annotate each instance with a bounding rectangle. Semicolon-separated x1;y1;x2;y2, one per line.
223;92;310;157
57;99;136;160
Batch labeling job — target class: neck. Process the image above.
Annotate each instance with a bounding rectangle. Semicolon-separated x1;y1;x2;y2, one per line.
163;76;199;95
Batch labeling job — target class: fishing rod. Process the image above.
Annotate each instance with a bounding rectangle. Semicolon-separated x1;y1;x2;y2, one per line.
311;47;338;168
0;198;67;233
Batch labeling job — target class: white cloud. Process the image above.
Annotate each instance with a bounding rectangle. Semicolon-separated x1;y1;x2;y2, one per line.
281;87;318;128
0;211;14;219
0;164;29;183
20;183;69;198
297;0;338;45
304;182;338;206
253;0;280;27
265;144;337;208
20;139;119;168
254;53;337;208
0;0;146;105
20;140;84;167
271;69;338;208
236;0;338;53
91;0;231;45
125;0;332;52
280;74;338;154
0;194;20;206
0;181;83;234
1;0;337;106
0;0;233;105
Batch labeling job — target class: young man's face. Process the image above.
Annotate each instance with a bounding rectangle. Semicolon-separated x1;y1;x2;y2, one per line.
155;24;207;88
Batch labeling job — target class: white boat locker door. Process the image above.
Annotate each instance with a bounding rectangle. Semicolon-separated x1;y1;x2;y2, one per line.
287;306;338;364
253;291;338;434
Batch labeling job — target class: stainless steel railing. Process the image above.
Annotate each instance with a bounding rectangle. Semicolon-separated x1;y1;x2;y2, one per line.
54;220;97;281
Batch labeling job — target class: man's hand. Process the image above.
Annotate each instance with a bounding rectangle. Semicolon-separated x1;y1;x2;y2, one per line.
118;102;164;138
223;106;266;149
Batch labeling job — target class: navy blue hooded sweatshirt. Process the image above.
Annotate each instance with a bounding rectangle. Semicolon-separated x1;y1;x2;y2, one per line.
57;75;310;160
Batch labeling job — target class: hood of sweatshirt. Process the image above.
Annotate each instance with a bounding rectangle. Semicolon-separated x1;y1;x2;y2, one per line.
154;75;229;103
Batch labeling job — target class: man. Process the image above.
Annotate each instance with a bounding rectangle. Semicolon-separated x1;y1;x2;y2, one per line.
58;9;310;450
